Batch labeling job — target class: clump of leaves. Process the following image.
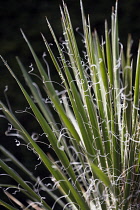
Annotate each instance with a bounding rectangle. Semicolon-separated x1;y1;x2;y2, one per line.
0;1;140;209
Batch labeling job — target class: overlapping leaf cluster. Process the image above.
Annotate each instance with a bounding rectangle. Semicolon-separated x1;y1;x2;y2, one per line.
0;1;140;209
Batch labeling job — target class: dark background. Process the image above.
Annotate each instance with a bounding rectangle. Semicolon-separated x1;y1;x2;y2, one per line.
0;0;139;208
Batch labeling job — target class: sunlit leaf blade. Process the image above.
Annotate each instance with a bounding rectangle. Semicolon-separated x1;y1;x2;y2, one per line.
132;42;140;133
90;162;114;192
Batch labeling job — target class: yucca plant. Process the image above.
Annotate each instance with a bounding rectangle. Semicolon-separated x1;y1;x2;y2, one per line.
0;1;140;209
